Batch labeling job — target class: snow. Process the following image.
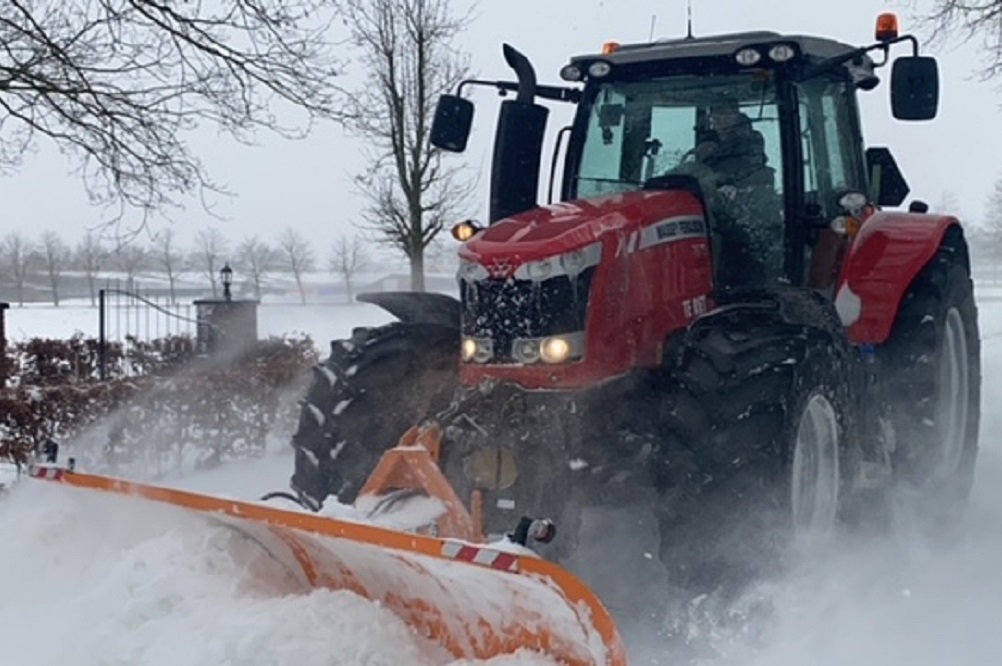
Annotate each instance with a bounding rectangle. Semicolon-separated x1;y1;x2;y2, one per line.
1;300;397;349
3;293;1002;664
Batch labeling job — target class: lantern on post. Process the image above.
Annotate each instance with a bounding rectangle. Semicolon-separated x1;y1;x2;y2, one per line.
220;263;233;302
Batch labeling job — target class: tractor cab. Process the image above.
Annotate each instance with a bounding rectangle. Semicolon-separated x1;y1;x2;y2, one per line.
433;14;938;291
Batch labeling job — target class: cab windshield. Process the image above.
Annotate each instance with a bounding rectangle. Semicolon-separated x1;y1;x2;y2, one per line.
572;74;783;199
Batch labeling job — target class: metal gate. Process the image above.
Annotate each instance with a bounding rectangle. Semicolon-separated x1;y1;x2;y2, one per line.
97;281;200;379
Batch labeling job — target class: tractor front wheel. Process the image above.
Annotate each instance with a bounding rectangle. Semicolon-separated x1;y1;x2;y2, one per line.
654;289;855;591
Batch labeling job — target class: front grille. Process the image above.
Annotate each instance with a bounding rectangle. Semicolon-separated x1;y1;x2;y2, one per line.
461;268;595;363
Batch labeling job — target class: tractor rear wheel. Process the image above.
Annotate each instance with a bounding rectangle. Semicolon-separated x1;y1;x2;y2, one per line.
654;289;856;591
289;322;459;509
880;227;980;531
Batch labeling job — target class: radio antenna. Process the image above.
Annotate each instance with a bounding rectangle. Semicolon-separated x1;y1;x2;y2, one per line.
649;14;657;41
686;0;694;39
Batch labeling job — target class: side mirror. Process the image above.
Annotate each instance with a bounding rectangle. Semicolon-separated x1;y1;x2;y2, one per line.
866;147;910;207
430;95;474;152
890;56;939;121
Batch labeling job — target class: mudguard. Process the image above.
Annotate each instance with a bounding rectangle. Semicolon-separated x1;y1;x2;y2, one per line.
358;291;460;328
838;211;963;344
27;464;627;666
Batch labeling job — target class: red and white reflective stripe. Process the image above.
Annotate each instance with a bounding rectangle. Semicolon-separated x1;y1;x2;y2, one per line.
440;541;518;572
28;466;65;481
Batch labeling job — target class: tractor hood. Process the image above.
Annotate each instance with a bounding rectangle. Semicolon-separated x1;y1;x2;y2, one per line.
458;190;705;278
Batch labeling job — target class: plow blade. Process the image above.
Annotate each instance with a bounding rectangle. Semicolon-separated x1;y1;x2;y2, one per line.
27;465;627;665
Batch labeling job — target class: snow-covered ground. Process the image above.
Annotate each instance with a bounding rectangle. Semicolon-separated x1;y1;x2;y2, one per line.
2;300;397;349
2;294;1002;665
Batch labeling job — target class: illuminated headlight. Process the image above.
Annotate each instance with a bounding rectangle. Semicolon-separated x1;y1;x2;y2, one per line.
514;242;602;281
513;332;586;365
462;336;494;363
540;337;572;364
735;48;762;66
457;259;489;282
768;44;796;62
588;61;612;78
560;64;583;82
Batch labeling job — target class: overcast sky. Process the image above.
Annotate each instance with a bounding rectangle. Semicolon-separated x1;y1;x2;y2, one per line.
5;0;1000;261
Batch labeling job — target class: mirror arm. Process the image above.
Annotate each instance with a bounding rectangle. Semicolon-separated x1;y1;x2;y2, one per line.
456;78;580;103
797;33;923;81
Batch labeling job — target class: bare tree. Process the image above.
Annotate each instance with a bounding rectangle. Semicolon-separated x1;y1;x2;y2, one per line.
40;231;69;306
237;237;277;301
982;175;1002;277
0;1;342;219
337;0;475;291
0;232;34;306
75;231;105;306
329;235;370;303
931;190;961;215
154;228;183;304
924;2;1002;78
111;243;148;291
277;227;315;304
193;228;228;297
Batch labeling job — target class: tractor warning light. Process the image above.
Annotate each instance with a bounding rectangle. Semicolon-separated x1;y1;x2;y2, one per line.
875;12;899;42
452;220;482;242
602;41;621;55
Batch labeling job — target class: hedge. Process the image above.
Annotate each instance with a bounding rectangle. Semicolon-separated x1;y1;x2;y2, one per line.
0;334;318;480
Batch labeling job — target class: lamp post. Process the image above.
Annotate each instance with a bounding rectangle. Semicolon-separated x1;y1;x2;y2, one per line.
220;263;233;302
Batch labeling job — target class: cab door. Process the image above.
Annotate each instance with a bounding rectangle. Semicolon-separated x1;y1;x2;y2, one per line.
795;75;868;292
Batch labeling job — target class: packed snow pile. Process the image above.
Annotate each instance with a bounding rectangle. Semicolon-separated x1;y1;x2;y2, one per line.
0;474;556;666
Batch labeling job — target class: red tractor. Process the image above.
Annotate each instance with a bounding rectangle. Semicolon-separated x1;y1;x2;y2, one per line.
287;15;980;587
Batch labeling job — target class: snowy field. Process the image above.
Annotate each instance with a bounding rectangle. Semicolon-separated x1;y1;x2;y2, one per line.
1;293;1002;665
1;299;398;351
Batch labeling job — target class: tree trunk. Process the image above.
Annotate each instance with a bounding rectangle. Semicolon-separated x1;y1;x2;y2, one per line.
410;250;426;292
295;274;307;304
345;278;353;304
49;272;60;307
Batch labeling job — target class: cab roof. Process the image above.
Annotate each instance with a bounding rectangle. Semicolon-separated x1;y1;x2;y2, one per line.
568;31;861;68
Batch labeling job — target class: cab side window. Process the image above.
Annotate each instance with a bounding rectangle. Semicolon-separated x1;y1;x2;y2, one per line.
797;77;865;219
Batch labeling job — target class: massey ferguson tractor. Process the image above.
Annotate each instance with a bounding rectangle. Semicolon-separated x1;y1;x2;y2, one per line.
25;15;980;663
286;15;981;588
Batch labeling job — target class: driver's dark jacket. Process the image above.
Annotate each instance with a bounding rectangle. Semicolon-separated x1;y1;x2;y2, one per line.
702;118;772;188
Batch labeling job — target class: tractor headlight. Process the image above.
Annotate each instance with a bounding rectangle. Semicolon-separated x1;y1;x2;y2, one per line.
462;336;494;363
588;61;613;78
768;43;797;62
514;242;602;281
458;259;489;282
524;258;553;280
540;337;572;364
513;338;541;364
512;332;586;365
735;48;762;66
560;64;583;82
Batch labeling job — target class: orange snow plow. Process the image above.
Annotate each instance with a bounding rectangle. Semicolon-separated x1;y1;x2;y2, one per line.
27;462;627;666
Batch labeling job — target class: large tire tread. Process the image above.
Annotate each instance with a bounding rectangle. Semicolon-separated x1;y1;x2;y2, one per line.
290;322;459;506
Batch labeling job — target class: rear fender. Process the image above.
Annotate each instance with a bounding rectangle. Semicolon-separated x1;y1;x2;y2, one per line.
358;291;460;329
837;212;963;344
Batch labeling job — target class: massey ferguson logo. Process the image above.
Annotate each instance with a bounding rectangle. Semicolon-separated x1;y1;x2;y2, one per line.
486;259;514;278
637;215;707;252
655;217;705;240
